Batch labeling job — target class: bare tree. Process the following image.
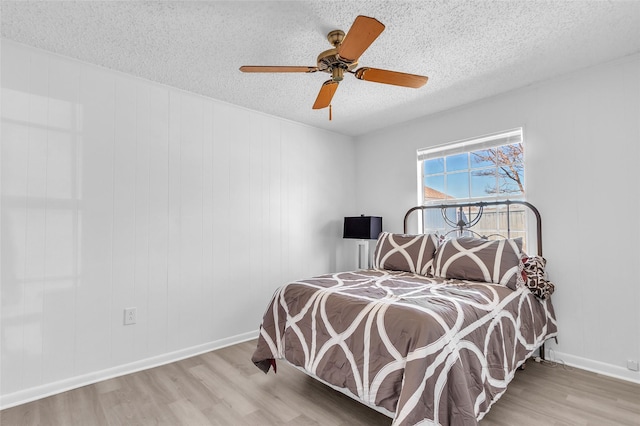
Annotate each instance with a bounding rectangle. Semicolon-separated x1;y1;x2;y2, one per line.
472;143;524;195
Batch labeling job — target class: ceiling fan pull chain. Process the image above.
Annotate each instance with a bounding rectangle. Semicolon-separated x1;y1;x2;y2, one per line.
329;104;332;121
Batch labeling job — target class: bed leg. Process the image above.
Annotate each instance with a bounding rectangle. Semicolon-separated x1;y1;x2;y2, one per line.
539;342;546;361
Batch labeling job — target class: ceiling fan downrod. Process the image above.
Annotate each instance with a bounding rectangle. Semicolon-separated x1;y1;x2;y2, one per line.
332;67;344;82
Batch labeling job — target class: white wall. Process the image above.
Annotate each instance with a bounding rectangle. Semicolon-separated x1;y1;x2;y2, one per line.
2;38;637;411
0;40;356;407
354;54;640;382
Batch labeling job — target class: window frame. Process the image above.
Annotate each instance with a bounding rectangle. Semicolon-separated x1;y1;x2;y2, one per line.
416;128;528;244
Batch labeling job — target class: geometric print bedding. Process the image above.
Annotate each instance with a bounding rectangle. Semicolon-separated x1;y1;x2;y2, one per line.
432;236;523;290
252;269;558;425
372;232;439;276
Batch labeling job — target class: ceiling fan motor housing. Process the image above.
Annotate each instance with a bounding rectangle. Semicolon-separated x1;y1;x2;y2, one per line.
317;29;358;81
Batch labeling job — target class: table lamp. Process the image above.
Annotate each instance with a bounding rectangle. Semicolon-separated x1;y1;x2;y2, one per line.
343;215;382;269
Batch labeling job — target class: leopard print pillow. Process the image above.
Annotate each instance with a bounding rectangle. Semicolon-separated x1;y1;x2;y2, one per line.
521;256;555;299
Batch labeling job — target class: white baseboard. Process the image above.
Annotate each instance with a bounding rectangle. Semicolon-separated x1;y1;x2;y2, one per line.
0;330;259;410
544;349;640;384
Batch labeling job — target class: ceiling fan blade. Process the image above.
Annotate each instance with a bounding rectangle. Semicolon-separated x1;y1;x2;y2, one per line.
338;16;385;62
312;80;339;109
354;67;428;88
239;66;318;73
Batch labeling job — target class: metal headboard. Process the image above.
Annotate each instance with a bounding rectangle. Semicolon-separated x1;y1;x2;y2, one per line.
403;200;543;256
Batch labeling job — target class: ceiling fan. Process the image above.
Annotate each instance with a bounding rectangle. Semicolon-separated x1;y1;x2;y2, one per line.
239;15;428;117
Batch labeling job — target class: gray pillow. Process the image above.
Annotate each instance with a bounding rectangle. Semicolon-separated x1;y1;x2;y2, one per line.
432;236;523;290
373;232;439;276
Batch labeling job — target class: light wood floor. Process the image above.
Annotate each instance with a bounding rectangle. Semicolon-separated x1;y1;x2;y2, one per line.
2;340;639;425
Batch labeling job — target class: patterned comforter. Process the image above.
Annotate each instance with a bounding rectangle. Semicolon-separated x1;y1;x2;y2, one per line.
252;269;557;425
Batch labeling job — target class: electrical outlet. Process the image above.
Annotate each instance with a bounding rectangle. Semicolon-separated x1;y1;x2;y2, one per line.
627;360;639;371
124;307;137;325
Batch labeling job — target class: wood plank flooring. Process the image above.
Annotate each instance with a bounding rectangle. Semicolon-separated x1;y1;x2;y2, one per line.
2;340;639;425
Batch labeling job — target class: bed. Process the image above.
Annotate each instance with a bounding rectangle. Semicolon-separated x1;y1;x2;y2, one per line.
252;200;557;425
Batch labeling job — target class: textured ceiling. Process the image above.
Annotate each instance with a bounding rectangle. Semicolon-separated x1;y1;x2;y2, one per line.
2;1;639;137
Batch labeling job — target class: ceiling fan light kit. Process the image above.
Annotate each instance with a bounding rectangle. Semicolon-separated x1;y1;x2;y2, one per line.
240;15;429;117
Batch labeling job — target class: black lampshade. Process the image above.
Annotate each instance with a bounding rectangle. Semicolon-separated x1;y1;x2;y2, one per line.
343;215;382;240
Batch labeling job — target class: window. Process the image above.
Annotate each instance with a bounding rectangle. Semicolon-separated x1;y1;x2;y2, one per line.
417;128;528;247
